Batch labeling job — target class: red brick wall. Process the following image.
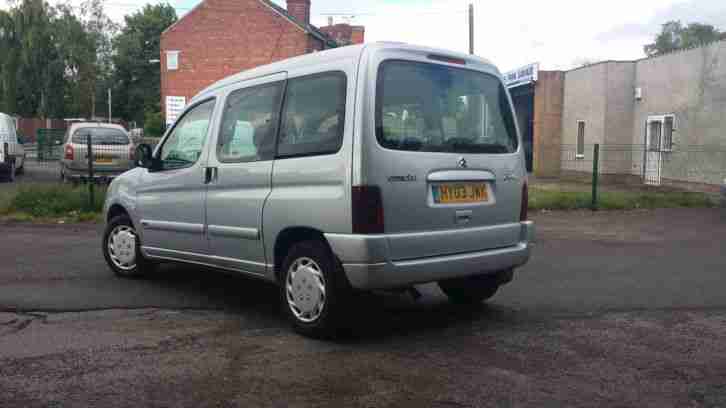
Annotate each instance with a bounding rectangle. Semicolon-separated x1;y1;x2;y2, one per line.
533;71;565;177
160;0;315;116
16;118;67;142
351;26;365;45
286;0;310;25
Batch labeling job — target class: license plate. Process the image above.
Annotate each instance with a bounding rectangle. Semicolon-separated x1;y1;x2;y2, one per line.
94;156;113;164
433;183;489;204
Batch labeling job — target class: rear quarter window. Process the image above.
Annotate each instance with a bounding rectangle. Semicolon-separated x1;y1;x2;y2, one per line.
72;128;130;145
376;60;518;154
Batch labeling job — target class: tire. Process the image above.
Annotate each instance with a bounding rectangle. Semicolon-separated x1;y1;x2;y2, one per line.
438;273;505;304
102;214;156;278
15;158;23;175
6;161;15;182
279;240;350;338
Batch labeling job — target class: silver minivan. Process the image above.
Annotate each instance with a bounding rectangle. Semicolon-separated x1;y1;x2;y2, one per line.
102;43;534;337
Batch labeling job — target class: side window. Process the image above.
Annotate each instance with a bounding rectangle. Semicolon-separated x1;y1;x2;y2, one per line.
159;99;215;170
278;72;346;158
576;121;585;158
217;82;283;163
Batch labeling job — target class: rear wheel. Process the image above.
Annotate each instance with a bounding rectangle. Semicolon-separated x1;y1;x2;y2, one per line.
102;214;156;278
279;240;350;338
4;161;16;182
438;272;510;304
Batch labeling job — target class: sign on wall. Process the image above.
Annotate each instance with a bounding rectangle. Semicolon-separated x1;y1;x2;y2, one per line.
502;63;539;88
165;96;186;126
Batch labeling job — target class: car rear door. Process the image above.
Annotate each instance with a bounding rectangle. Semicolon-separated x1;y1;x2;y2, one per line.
364;57;526;261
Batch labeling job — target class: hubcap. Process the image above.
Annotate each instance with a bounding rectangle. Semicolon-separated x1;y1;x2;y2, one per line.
107;225;137;270
286;257;326;323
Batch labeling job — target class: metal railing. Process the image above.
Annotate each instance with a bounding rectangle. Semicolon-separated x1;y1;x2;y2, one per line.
536;143;726;208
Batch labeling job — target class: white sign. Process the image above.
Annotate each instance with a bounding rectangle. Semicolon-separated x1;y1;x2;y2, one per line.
502;63;539;88
165;96;186;126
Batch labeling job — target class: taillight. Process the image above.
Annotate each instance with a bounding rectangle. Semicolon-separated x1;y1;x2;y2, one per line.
129;145;135;161
520;180;529;221
64;145;74;161
352;185;384;234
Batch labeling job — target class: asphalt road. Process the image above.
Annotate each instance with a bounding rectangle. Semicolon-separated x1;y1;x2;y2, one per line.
1;208;725;407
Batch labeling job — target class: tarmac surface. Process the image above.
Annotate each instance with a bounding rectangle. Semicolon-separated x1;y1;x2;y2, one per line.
0;208;725;407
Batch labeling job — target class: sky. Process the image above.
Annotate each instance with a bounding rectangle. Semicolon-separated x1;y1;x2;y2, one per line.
2;0;726;71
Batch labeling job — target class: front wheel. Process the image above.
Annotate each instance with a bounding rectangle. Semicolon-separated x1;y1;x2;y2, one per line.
102;214;156;278
280;240;350;338
438;272;507;304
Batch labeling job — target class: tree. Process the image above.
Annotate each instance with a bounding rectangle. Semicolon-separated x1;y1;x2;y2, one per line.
0;9;20;113
143;108;164;137
644;21;724;57
112;4;176;125
52;4;96;117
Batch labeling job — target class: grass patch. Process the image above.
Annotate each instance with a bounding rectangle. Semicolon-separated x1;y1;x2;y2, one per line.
1;183;106;222
529;188;715;211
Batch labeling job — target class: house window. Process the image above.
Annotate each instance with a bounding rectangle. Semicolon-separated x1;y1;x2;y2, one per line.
646;114;676;152
576;121;585;159
167;51;180;71
663;115;675;151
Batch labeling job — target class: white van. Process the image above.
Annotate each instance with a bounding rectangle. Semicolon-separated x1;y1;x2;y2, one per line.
0;113;25;182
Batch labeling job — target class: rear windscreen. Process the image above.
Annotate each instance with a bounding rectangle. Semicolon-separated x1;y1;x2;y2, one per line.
376;60;518;154
72;128;129;145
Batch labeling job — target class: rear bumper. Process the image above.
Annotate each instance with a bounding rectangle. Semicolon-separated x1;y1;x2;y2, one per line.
62;164;130;182
326;221;535;290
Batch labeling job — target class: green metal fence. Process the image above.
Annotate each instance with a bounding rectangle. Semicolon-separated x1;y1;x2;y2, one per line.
34;129;66;161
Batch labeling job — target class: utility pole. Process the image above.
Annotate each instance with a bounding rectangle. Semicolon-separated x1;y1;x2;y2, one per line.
108;88;112;123
468;3;474;55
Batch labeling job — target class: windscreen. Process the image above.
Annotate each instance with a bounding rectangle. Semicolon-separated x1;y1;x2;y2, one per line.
72;128;129;145
376;60;518;154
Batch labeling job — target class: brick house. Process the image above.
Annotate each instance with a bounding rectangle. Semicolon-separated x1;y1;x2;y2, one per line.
160;0;364;124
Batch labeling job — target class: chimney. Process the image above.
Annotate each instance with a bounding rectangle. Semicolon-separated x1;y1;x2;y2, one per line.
351;26;365;44
287;0;311;25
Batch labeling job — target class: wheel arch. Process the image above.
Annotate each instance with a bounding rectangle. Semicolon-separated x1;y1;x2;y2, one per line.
107;203;130;223
273;226;334;283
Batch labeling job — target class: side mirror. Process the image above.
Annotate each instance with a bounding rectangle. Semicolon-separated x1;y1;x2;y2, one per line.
135;144;156;169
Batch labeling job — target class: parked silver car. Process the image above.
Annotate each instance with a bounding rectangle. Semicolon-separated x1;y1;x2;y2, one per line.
60;123;135;182
102;43;534;337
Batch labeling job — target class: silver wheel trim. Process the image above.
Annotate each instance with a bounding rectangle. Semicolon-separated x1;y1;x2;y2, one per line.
107;225;137;271
286;257;327;323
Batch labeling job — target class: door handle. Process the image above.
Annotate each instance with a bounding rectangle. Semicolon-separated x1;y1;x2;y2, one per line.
204;167;218;184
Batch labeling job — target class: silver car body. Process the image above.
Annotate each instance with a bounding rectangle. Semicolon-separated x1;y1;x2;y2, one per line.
61;123;135;180
0;112;25;173
104;42;534;289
